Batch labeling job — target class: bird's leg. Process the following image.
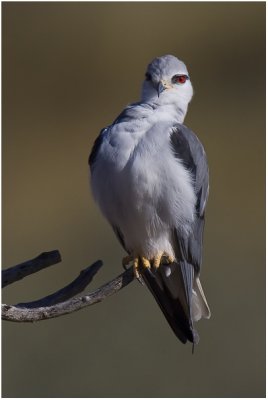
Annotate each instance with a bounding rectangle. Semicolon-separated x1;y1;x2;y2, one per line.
152;252;164;269
152;252;175;269
123;255;151;279
133;256;151;280
162;253;175;265
140;256;151;269
123;252;175;274
123;254;172;280
122;255;145;281
133;257;140;279
133;256;151;284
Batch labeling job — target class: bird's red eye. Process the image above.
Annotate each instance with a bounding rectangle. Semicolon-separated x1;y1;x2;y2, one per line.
178;76;187;84
172;74;189;84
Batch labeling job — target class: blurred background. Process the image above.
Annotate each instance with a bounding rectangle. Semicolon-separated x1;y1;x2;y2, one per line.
2;2;265;398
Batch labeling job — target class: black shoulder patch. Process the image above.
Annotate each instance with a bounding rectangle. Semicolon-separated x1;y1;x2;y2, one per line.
88;129;106;168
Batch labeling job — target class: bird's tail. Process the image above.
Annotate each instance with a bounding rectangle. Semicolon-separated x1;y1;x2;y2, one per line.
192;277;211;321
140;261;200;345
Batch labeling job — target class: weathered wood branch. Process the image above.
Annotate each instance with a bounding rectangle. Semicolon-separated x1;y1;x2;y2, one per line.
2;251;62;288
2;251;135;323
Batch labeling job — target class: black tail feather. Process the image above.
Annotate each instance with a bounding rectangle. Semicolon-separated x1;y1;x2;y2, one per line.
140;262;199;345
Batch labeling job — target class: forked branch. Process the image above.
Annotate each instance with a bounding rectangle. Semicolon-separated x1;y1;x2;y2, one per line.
2;251;135;322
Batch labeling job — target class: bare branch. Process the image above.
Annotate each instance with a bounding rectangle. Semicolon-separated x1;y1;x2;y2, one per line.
2;251;62;288
2;251;135;323
15;260;103;308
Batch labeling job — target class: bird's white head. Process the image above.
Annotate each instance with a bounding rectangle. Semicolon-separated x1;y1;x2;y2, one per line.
141;55;193;120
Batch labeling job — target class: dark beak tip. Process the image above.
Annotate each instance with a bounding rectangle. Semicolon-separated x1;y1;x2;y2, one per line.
157;83;164;97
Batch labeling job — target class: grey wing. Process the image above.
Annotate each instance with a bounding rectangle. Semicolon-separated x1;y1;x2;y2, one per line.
89;127;130;254
89;103;143;168
170;124;210;322
88;128;107;169
140;124;210;345
170;124;209;273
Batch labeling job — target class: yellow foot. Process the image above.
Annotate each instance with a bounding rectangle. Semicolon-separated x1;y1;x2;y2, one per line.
162;253;175;265
122;253;174;279
134;257;151;279
152;252;175;269
122;255;151;280
140;256;151;269
122;255;141;279
133;257;140;279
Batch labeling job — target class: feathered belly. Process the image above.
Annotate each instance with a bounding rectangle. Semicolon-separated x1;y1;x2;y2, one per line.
91;138;196;258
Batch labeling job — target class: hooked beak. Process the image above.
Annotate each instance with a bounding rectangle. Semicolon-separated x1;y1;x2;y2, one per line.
157;80;172;97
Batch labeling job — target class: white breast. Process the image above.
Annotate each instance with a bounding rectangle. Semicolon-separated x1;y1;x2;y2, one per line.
90;114;196;259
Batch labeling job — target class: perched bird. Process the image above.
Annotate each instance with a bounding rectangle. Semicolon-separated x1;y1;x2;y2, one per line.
89;55;211;345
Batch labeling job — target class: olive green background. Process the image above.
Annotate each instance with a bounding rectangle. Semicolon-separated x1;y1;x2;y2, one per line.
2;2;265;398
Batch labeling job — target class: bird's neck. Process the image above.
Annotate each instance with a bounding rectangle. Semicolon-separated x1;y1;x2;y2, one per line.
112;99;188;129
151;101;188;124
140;89;191;124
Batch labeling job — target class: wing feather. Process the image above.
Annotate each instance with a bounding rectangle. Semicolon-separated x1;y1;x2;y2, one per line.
142;124;210;344
170;124;209;272
141;263;199;344
88;128;107;168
